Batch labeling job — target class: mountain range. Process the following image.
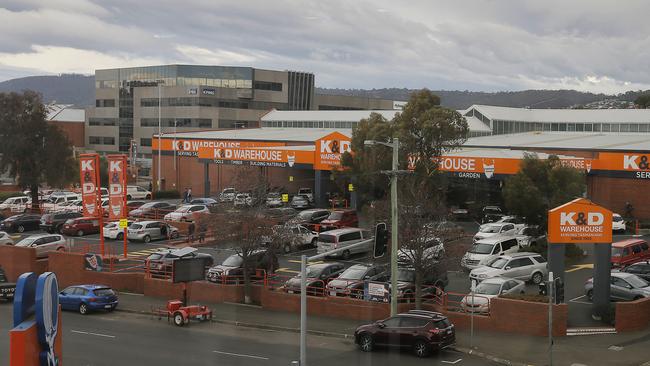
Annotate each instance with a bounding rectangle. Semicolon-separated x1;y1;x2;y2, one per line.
0;74;646;110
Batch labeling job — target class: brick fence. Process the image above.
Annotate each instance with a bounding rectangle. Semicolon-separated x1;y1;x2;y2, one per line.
0;245;47;281
616;297;650;332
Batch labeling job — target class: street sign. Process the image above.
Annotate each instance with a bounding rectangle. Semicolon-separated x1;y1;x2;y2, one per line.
289;176;294;182
282;194;289;203
348;183;354;192
548;198;612;243
119;219;128;229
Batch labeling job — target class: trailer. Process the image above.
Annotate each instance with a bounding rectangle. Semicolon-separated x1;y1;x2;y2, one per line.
153;300;213;326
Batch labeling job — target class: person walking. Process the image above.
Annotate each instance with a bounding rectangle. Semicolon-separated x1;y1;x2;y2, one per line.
187;222;195;243
182;188;188;203
187;187;193;203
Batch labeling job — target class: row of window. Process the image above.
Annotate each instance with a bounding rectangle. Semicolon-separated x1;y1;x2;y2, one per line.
140;97;287;110
254;81;283;92
88;118;117;126
89;136;115;145
140;138;152;147
262;120;358;129
97;78;253;89
140;118;213;128
95;99;116;108
493;120;650;134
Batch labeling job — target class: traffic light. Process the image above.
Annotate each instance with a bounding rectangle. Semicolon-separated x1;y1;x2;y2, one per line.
554;278;565;304
374;222;388;258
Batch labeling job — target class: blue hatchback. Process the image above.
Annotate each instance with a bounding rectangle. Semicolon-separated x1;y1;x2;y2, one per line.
59;285;119;315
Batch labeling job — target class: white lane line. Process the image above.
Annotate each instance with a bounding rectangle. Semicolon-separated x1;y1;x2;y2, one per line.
441;359;463;364
212;350;269;360
71;330;116;338
569;295;592;305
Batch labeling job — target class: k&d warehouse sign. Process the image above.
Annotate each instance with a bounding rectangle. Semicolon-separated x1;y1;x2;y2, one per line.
548;198;612;244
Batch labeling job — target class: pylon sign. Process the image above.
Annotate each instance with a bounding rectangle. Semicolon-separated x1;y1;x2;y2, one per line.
79;154;100;217
107;155;127;220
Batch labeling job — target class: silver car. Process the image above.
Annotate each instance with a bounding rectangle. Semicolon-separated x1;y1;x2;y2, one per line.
461;277;526;314
127;221;179;243
585;272;650;301
469;252;548;285
15;234;67;258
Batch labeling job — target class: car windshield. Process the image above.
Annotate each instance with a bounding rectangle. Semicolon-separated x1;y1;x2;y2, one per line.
147;253;163;260
318;234;336;243
297;211;314;220
469;243;494;254
16;237;36;246
480;225;501;233
105;223;117;228
612;247;625;257
222;255;243;267
299;267;323;278
94;288;115;297
627;276;649;288
139;202;158;209
613;215;624;222
130;223;142;229
176;206;192;213
340;267;368;280
489;258;508;269
475;282;502;295
299;189;311;194
327;212;343;220
267;193;280;199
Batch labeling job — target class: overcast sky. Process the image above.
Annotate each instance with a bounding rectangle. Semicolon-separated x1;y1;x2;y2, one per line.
1;0;649;93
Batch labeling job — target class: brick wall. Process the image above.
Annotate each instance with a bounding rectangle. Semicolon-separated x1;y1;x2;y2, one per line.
48;121;85;148
0;246;42;281
616;297;650;332
48;252;144;292
589;176;649;220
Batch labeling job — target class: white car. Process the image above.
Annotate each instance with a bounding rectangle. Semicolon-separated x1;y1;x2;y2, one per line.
127;185;152;200
473;222;517;243
219;188;237;203
398;236;445;264
128;221;179;243
0;196;30;213
263;225;318;253
478;216;524;231
613;213;626;233
461;235;521;270
163;204;209;222
0;231;14;245
103;221;133;240
15;234;67;258
41;194;80;212
460;277;526;314
469;252;548;285
233;193;252;208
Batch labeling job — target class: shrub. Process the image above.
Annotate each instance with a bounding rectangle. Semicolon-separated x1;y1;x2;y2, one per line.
154;190;180;199
0;191;25;201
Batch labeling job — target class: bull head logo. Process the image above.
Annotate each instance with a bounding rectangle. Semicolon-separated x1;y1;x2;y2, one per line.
287;154;295;167
483;159;495;179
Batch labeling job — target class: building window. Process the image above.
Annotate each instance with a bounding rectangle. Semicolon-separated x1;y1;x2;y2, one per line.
602;123;610;132
254;81;283;91
140;138;152;147
593;124;601;132
584;123;593;132
140;118;213;128
559;123;567;131
575;123;584;132
88;118;117;126
640;124;649;132
89;136;115;145
620;124;630;132
95;99;116;107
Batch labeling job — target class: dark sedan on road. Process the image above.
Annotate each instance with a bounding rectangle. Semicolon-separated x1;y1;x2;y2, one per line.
284;263;345;296
354;310;455;358
0;214;41;233
59;285;119;314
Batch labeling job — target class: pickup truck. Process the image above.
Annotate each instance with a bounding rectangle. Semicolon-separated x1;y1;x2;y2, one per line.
0;267;15;301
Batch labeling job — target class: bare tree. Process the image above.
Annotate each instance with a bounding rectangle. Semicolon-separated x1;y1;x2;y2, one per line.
230;166;270;206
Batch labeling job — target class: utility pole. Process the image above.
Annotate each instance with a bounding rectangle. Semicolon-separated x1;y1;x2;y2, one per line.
157;80;164;192
389;137;399;316
548;271;554;366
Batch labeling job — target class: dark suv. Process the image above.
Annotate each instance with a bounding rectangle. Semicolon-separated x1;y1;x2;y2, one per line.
40;212;83;233
145;248;214;279
206;249;279;284
355;310;455;357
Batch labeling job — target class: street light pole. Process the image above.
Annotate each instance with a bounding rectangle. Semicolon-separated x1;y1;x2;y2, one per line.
389;137;399;316
157;81;163;192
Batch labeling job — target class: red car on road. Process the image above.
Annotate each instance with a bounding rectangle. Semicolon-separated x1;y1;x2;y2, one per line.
61;217;101;236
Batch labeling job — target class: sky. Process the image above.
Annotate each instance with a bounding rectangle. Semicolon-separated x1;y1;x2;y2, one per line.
1;0;649;94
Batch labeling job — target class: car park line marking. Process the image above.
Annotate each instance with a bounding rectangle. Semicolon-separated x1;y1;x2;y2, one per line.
568;295;592;305
441;359;463;364
277;268;299;274
71;330;116;338
288;259;323;264
566;263;594;273
212;350;269;360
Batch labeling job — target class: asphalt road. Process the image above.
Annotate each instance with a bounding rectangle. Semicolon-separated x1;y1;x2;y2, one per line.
0;304;498;366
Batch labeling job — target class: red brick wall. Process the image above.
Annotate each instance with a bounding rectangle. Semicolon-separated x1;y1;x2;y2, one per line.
589;176;650;220
48;121;85;147
188;281;245;303
616;297;650;332
0;246;41;282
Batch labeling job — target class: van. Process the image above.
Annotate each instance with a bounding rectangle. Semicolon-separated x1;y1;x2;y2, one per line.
316;228;372;260
461;235;521;271
126;186;152;200
611;239;650;268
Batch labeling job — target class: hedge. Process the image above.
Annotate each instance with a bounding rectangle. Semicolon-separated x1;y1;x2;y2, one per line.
0;191;25;201
154;190;180;199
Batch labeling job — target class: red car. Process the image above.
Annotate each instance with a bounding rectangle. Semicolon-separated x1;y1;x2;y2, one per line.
612;239;650;268
61;217;101;236
319;209;358;231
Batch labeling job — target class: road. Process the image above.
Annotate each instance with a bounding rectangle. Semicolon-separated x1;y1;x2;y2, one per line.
0;304;498;366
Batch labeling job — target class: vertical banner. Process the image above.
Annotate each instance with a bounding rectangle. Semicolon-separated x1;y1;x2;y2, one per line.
79;154;100;217
107;155;127;220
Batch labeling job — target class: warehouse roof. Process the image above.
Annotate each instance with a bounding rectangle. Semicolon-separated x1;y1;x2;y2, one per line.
46;104;85;122
155;128;351;142
261;110;399;122
447;147;582;160
464;131;650;152
464;116;492;132
468;105;650;124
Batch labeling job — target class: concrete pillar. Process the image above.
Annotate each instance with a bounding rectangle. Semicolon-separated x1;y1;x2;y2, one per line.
548;244;566;285
204;162;210;197
592;243;612;319
314;170;323;208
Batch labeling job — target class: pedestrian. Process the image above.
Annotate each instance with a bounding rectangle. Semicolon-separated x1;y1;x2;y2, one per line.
148;182;153;192
187;187;192;202
182;188;188;203
187;222;195;243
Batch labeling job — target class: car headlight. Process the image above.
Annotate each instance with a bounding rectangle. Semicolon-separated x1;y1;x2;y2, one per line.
479;274;487;279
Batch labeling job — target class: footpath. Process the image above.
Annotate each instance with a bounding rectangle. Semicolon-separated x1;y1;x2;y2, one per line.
116;292;650;366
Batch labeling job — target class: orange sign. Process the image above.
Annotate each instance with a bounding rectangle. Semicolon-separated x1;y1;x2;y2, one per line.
589;152;650;179
548;198;612;244
313;132;352;171
152;138;285;157
79;154;100;217
430;155;590;179
197;146;314;168
107;155;127;220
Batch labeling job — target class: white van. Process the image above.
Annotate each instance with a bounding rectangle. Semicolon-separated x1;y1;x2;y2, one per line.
473;222;517;243
126;186;152;200
461;235;521;271
316;228;372;260
0;196;30;213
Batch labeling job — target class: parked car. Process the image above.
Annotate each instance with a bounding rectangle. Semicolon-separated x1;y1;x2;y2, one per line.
103;221;133;240
0;196;30;213
613;213;626;233
0;214;41;233
127;221;179;243
145;247;214;278
262;225;318;253
619;261;650;282
190;197;219;210
0;267;16;301
126;185;152;200
297;187;314;203
233;193;253;208
398;236;445;265
461;235;521;271
469;252;548;285
354;310;455;357
126;200;147;213
0;231;14;246
284;262;345;296
319;209;359;231
60;199;84;213
61;217;101;236
611;239;650;268
515;225;546;249
219;187;237;203
265;192;284;208
326;263;386;298
163;204;210;222
15;234;66;257
481;206;504;223
473;222;517;243
129;201;176;219
585;272;650;301
206;248;278;283
290;195;311;209
39;211;83;233
371;267;449;302
264;207;298;224
460;277;526;314
316;227;372;259
59;285;118;314
288;209;330;228
41;193;80;211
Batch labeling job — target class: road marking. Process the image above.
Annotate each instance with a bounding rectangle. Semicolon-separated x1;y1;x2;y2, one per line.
71;330;116;338
566;263;594;273
568;295;592;305
277;268;299;274
608;345;623;351
288;259;323;264
212;350;269;360
441;359;463;364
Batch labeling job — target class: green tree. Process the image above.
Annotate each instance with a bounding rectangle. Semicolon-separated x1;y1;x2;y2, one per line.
634;94;650;108
0;91;77;209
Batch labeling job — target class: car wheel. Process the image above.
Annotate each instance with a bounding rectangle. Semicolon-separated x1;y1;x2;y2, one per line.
79;303;89;315
413;340;431;358
310;238;318;248
358;333;374;352
145;194;151;200
283;243;292;254
171;232;179;239
77;230;84;236
56;247;64;252
17;225;24;233
116;232;124;240
587;290;593;301
127;195;132;200
633;296;643;301
143;235;151;243
342;250;351;260
173;312;185;326
532;272;543;285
